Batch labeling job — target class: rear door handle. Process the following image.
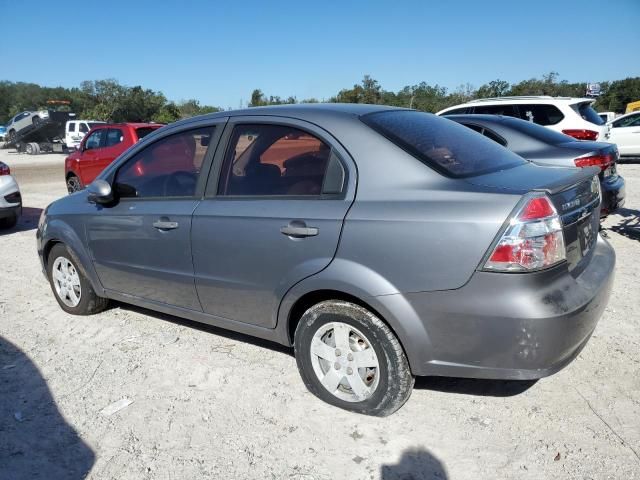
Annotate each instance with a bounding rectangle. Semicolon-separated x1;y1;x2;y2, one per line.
280;225;319;238
153;220;179;230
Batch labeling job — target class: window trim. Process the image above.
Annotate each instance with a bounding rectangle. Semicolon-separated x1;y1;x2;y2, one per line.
204;117;350;200
460;122;508;147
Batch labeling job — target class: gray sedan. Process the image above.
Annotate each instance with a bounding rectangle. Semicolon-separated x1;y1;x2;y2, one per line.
37;104;614;416
445;114;625;216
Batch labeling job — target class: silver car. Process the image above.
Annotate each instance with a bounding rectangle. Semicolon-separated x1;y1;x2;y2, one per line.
6;110;50;141
0;161;22;228
37;105;615;416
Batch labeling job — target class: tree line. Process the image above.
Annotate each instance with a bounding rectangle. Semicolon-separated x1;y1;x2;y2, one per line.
250;72;640;113
0;79;221;125
2;73;639;125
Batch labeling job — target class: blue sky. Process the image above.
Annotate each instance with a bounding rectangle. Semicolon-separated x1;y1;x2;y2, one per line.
2;0;638;108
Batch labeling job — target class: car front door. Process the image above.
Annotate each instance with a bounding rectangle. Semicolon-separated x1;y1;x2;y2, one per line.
88;127;126;181
191;118;355;328
86;122;224;310
78;129;106;185
609;114;640;156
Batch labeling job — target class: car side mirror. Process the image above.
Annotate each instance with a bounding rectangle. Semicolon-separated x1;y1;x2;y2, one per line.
87;179;113;205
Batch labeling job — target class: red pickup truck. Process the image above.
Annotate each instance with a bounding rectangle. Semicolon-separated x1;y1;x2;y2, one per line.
65;123;163;193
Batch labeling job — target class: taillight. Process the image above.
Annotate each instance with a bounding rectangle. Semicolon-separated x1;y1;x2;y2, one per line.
484;194;565;272
574;153;613;171
562;129;599;141
0;163;10;176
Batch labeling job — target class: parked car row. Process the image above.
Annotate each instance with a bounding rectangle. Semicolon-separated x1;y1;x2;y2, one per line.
38;103;616;416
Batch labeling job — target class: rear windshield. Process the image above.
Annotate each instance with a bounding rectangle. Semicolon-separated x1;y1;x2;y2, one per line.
135;127;159;140
575;102;604;126
503;117;576;145
362;110;526;178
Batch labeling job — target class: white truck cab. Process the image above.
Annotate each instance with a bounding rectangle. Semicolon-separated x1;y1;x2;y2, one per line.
65;120;106;149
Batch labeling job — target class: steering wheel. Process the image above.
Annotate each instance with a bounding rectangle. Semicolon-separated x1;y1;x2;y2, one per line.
163;171;197;196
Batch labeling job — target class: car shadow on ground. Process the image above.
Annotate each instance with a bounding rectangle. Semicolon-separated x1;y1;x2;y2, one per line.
114;302;294;357
606;207;640;242
415;376;537;397
381;447;448;479
0;336;95;479
0;206;42;235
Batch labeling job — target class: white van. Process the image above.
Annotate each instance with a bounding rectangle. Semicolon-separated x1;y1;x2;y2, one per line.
65;120;106;148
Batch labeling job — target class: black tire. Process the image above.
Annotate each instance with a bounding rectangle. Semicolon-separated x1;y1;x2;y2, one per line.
8;130;16;143
66;174;83;194
294;300;414;416
0;214;17;229
47;243;109;315
25;143;34;155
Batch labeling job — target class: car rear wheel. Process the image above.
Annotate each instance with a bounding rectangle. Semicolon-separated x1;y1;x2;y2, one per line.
47;243;109;315
294;300;414;416
66;175;82;194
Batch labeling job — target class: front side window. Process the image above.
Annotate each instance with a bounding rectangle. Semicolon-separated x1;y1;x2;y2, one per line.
115;127;214;198
362;110;525;178
518;104;564;126
105;128;124;147
218;124;332;196
84;129;105;150
79;123;89;133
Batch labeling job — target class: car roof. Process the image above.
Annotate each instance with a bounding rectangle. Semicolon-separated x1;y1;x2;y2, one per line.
170;103;406;128
91;122;163;129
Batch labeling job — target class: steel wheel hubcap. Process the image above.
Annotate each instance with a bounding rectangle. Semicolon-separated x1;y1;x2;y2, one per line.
52;257;82;307
309;322;380;402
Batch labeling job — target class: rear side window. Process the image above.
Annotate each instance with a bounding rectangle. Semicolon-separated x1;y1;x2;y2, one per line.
517;104;564;126
105;128;124;147
218;124;334;196
362;111;525;178
612;113;640;128
135;127;158;140
573;102;605;126
442;107;469;115
68;123;76;132
472;104;518;117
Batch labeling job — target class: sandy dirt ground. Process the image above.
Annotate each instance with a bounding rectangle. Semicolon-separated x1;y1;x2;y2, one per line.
0;149;639;480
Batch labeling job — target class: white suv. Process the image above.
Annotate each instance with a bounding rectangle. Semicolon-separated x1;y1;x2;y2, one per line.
437;96;610;141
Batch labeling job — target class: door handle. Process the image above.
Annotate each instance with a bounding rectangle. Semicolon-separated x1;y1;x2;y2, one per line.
153;220;179;230
280;224;319;238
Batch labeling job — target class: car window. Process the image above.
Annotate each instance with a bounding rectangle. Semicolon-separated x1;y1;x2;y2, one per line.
114;127;214;198
574;102;605;126
68;123;76;132
84;129;105;150
79;123;89;133
471;104;518;117
612;114;640;128
517;104;564;126
105;128;124;147
362;110;525;178
503;117;574;145
218;124;332;196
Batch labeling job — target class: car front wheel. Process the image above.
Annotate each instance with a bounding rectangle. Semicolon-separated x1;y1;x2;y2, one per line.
47;243;109;315
66;175;82;194
294;300;414;416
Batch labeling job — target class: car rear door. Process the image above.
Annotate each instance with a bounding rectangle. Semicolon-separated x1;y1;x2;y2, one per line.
191;116;355;328
86;121;225;310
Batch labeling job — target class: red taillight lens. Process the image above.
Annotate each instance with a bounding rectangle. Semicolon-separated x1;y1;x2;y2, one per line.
574;154;613;171
484;194;566;272
0;163;10;176
519;196;555;220
562;129;599;141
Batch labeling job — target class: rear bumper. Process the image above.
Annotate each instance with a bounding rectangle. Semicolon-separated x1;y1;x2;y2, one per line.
600;174;625;216
395;235;615;379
